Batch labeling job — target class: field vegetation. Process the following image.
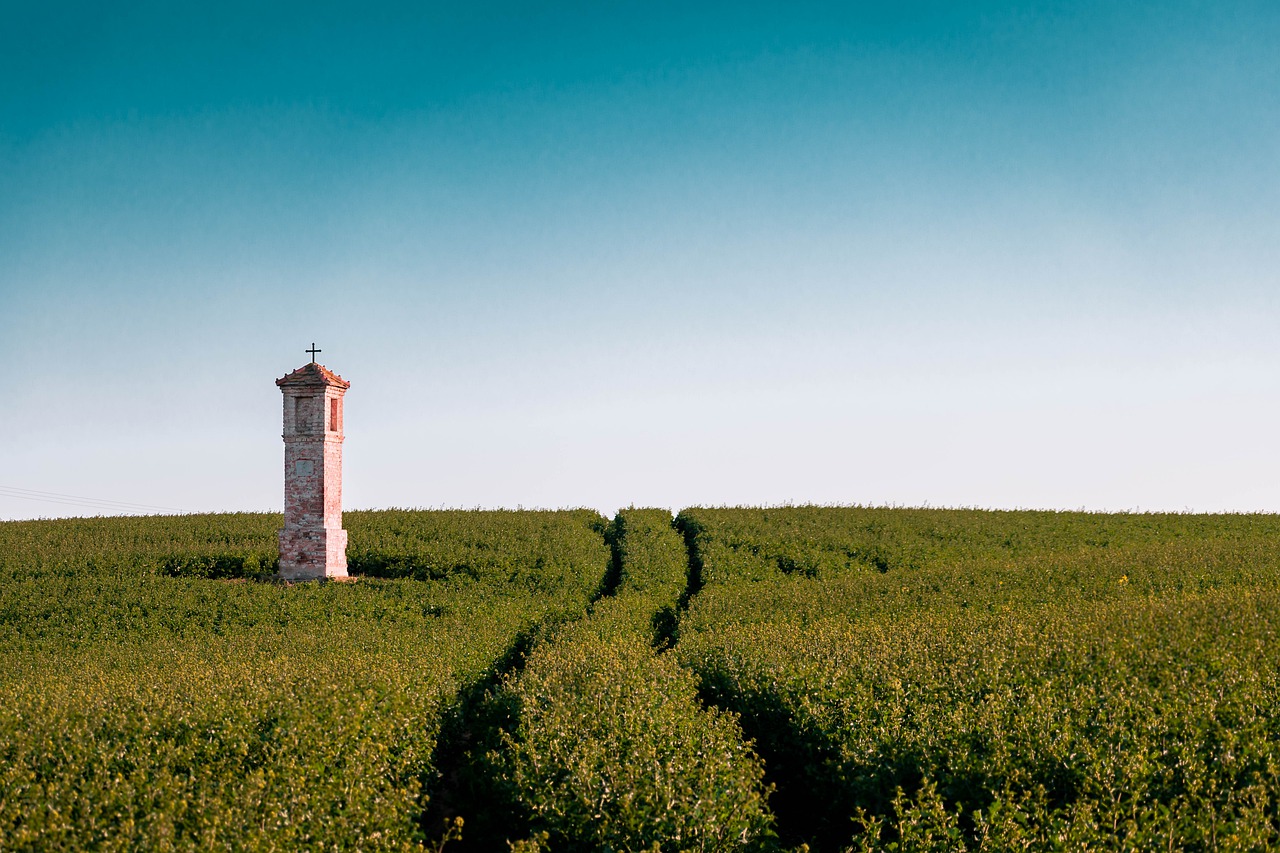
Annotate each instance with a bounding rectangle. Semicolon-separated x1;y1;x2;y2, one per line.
0;510;609;851
2;506;1279;851
675;508;1280;850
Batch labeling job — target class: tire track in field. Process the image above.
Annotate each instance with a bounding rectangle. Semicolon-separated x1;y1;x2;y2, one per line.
670;511;845;851
418;623;539;845
645;512;704;651
420;518;619;849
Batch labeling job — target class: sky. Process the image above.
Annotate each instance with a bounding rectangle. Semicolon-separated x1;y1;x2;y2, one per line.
2;0;1279;519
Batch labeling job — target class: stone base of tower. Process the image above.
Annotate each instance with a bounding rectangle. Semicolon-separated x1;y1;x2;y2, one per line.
278;527;349;579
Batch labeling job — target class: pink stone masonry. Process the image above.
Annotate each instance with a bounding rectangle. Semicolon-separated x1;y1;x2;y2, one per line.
276;362;350;579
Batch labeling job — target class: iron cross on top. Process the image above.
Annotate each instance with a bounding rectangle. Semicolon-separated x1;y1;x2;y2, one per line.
306;343;321;363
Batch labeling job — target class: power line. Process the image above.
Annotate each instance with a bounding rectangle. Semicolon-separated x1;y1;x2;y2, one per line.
0;491;161;513
0;484;185;510
0;486;188;513
0;490;186;515
0;485;190;514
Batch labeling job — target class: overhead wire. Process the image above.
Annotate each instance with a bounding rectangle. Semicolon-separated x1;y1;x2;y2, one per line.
0;484;190;515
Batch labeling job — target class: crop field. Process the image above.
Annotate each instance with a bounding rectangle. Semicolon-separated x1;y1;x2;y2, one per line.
2;507;1280;851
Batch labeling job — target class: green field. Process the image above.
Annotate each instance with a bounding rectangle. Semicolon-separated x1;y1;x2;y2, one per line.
2;507;1279;851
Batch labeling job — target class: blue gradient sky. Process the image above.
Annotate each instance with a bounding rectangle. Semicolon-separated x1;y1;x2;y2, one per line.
3;1;1279;519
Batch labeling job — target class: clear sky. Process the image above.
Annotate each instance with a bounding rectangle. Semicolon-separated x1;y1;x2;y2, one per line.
3;0;1279;519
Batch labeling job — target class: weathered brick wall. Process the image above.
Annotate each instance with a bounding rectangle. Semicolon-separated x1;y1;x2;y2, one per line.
276;363;350;579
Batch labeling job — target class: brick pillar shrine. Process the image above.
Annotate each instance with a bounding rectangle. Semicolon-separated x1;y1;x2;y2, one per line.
276;350;350;579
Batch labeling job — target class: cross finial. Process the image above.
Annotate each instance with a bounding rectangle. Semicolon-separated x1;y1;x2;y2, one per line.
306;343;321;363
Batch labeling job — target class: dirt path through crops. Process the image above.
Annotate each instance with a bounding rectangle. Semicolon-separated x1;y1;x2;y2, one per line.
420;521;619;848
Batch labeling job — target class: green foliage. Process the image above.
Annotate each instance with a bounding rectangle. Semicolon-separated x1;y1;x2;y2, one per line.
0;577;538;851
684;592;1280;851
610;509;687;608
0;513;280;580
491;626;774;852
675;505;1280;591
676;507;1280;851
608;508;688;648
0;509;610;597
472;511;774;851
0;510;611;851
7;505;1280;851
347;509;609;597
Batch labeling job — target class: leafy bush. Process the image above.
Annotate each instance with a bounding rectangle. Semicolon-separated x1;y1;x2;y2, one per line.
607;508;688;647
492;625;774;852
347;509;609;597
675;506;1280;590
0;576;545;851
0;509;610;595
466;511;774;851
676;507;1280;850
8;505;1280;851
683;591;1280;851
0;510;613;851
610;509;686;606
0;513;279;581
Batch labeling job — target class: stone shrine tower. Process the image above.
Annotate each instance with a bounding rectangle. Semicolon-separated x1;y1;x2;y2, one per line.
276;351;350;579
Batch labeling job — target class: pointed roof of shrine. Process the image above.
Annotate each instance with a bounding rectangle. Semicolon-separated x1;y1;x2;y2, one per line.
276;361;350;389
